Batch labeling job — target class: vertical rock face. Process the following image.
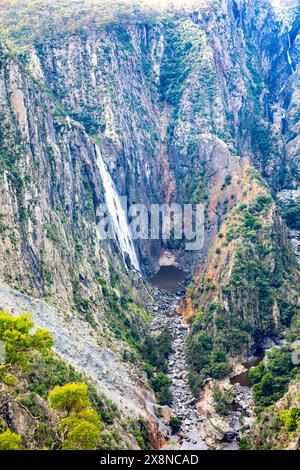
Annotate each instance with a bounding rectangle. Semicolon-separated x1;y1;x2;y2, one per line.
29;24;168;274
15;0;299;272
34;26;163;200
182;164;299;353
0;42;106;301
0;41;159;434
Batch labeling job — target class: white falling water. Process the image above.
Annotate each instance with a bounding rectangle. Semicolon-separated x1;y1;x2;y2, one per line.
287;33;295;73
95;145;140;273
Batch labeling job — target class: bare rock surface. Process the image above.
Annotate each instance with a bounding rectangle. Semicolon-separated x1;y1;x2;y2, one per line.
0;282;160;424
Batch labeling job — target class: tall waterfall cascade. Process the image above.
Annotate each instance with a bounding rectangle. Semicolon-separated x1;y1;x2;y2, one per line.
287;33;295;73
95;145;140;273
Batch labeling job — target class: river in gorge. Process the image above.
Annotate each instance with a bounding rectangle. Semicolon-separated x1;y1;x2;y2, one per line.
149;266;208;450
230;352;265;387
148;265;249;450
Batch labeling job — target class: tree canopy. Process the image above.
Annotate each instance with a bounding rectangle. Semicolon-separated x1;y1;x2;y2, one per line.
0;312;53;367
49;382;91;415
49;382;101;450
0;0;200;51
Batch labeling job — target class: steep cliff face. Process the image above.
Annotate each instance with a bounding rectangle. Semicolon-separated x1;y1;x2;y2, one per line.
27;24;167;273
33;25;163;201
0;42;110;300
183;164;299;389
178;0;300;191
0;40;169;448
0;37;154;323
1;0;299;270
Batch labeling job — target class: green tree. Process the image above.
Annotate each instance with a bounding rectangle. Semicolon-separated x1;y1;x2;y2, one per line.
59;409;101;450
61;421;100;450
169;416;182;433
49;383;102;450
0;429;22;450
49;383;90;415
0;312;53;368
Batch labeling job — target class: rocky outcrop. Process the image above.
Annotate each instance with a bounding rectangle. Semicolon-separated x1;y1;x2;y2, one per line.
242;380;300;450
196;379;255;449
183;162;300;347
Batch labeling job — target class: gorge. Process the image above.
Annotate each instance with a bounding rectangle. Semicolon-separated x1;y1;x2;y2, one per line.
0;0;299;452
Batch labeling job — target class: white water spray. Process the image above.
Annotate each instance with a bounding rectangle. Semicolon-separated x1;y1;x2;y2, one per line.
95;145;140;273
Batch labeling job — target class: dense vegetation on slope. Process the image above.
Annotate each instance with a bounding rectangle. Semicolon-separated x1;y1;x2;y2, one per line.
239;313;300;450
0;0;199;50
240;380;300;450
185;168;300;396
140;328;173;406
249;347;299;410
0;312;150;450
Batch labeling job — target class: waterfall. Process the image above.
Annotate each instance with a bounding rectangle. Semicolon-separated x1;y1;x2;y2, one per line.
287;33;295;73
95;145;140;273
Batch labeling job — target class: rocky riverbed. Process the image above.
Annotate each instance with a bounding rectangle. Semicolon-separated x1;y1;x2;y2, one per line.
150;288;208;450
148;283;259;450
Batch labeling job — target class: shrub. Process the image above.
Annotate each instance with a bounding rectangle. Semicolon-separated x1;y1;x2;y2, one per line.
216;317;226;329
49;383;90;415
140;328;172;372
249;348;296;409
282;200;300;230
212;384;235;415
0;429;22;450
0;312;53;368
239;436;251;450
151;372;172;406
249;195;272;214
130;420;150;450
169;416;182;433
278;409;300;432
156;384;173;406
44;224;61;243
